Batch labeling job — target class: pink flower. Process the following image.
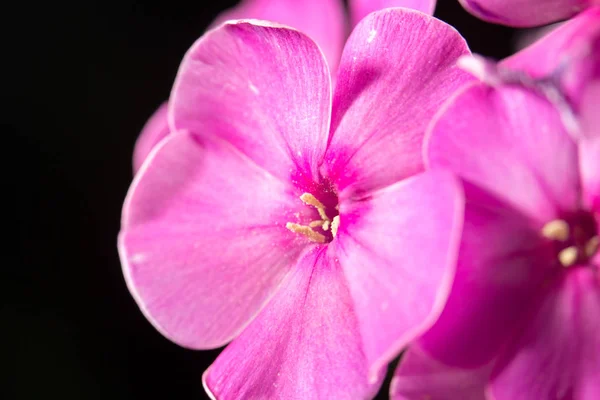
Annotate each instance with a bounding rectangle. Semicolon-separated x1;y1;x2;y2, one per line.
459;0;599;27
119;8;472;399
392;8;600;400
132;0;438;173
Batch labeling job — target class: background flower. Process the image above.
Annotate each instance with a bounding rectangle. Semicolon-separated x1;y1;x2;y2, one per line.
391;8;600;400
458;0;597;27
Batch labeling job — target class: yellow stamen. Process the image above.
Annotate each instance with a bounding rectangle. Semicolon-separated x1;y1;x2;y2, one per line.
585;236;599;258
287;193;340;243
300;193;329;221
541;219;570;241
285;222;326;243
331;215;340;238
558;246;578;267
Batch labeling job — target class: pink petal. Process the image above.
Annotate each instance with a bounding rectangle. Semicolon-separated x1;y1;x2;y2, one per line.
324;9;472;195
418;182;556;368
348;0;437;27
458;0;592;27
490;267;600;400
333;170;464;380
211;0;346;75
426;83;580;224
119;131;307;349
132;102;170;174
203;247;383;400
170;21;331;186
580;136;600;215
391;345;491;400
561;26;600;114
501;7;600;99
579;79;600;210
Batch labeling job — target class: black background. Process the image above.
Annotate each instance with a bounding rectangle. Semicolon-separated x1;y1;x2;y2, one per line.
10;1;519;398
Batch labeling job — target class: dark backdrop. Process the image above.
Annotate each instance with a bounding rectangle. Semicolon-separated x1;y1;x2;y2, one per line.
9;1;518;398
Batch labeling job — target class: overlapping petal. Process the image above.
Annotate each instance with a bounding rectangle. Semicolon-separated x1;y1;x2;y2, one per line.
418;182;555;368
579;80;600;208
119;131;307;349
333;170;463;379
132;102;170;173
348;0;437;26
490;268;600;399
501;7;600;104
391;344;490;400
170;21;331;186
211;0;346;75
459;0;593;27
324;9;472;196
426;83;580;224
203;247;382;400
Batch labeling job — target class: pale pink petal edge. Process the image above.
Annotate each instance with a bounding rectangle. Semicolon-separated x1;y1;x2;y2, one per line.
167;18;333;134
119;130;190;346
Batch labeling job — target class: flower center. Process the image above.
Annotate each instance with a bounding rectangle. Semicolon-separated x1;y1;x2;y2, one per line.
286;191;339;244
541;211;598;267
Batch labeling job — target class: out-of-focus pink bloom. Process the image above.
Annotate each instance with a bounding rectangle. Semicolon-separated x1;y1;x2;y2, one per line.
459;0;598;27
349;0;436;26
132;102;170;173
119;9;472;399
132;0;438;173
392;8;600;400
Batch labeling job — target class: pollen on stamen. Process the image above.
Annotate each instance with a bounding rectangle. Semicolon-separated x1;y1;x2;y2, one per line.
286;222;326;243
309;220;324;228
331;215;340;238
541;219;569;241
300;193;329;221
558;246;578;267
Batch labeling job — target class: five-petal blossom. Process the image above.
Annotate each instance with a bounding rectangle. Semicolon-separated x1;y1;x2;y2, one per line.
119;8;472;399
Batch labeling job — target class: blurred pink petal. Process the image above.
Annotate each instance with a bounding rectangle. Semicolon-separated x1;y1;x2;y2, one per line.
325;9;472;195
417;182;554;368
334;170;463;380
425;83;580;223
203;247;383;400
578;59;600;211
119;131;304;349
170;20;331;185
501;7;600;105
391;345;491;400
212;0;346;75
132;102;170;173
458;0;594;27
348;0;437;26
580;136;600;211
490;268;600;399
